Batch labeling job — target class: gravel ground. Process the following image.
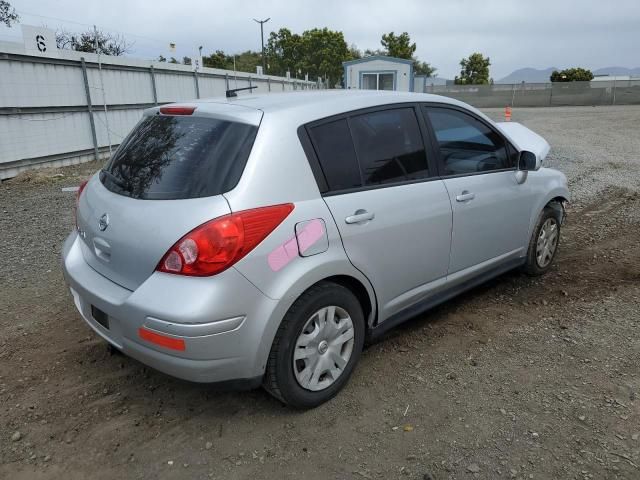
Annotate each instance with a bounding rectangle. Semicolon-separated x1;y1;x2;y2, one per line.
1;105;639;479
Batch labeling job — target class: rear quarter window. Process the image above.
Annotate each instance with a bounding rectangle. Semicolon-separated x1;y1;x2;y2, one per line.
100;115;257;200
307;119;362;191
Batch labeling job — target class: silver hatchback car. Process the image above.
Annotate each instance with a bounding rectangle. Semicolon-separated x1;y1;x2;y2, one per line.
62;91;569;408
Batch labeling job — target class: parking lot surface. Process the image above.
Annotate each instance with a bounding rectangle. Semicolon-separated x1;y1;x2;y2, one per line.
1;105;639;479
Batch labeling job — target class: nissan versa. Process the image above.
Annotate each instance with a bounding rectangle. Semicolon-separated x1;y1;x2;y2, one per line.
62;91;569;408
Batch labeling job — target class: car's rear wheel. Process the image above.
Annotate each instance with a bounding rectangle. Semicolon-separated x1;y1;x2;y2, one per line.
263;282;365;408
523;205;562;275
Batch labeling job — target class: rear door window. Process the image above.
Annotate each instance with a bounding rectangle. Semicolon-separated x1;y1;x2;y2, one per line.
349;108;429;186
100;115;257;200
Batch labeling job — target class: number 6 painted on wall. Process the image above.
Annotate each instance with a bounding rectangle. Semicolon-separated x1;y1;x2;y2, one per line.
36;35;46;53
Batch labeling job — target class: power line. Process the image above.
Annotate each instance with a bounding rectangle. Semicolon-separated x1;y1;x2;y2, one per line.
15;10;173;47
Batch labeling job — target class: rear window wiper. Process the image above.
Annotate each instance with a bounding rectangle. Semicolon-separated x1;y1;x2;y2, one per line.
100;169;126;189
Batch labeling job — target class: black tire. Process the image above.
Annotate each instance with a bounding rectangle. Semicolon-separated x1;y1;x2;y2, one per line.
522;205;562;276
263;281;365;409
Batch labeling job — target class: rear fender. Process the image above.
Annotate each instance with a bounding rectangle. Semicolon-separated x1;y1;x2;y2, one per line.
251;260;377;378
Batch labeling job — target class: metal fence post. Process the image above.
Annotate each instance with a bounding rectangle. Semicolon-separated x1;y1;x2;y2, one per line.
150;65;158;105
80;57;99;161
267;77;271;92
194;71;200;99
225;74;229;91
612;77;617;105
282;79;285;91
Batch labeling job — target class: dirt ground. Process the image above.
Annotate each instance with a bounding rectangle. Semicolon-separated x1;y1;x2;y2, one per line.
1;105;639;480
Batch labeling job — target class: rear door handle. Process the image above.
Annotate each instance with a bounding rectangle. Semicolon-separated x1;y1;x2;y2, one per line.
345;209;375;224
455;191;475;202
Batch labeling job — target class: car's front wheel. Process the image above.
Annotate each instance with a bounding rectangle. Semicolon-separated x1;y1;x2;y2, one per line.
523;205;562;275
263;282;365;409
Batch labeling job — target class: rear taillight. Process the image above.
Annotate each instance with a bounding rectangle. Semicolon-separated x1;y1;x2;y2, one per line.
75;180;89;228
157;204;294;276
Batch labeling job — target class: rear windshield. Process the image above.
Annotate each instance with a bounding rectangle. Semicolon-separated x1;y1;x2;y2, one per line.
100;115;258;200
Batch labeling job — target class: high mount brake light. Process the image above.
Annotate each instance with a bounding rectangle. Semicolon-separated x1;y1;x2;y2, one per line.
159;106;196;115
157;204;295;277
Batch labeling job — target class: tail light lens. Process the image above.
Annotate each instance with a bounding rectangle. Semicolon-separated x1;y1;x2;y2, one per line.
157;204;294;276
75;179;89;228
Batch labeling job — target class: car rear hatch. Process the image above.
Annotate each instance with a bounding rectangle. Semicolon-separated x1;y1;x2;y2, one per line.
76;103;262;291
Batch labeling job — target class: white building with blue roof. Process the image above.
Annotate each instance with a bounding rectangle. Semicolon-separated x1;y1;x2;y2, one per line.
342;55;414;91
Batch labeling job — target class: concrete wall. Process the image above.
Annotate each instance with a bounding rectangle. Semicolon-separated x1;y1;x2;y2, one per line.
0;42;317;179
422;81;640;109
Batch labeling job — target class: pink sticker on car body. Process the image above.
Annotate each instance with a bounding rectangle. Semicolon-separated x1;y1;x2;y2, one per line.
267;219;325;272
296;219;325;254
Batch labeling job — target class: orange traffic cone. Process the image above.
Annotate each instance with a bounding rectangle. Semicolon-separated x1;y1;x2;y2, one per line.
505;106;512;122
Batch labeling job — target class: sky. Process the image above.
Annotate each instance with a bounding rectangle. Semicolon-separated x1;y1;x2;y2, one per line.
1;0;639;80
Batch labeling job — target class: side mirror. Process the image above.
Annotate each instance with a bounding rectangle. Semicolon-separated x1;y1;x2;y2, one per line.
518;151;537;171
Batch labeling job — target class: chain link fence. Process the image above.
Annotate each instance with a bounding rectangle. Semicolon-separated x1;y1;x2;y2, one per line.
423;80;640;108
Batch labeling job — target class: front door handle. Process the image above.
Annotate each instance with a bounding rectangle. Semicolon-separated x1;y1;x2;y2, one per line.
456;191;475;202
345;209;375;224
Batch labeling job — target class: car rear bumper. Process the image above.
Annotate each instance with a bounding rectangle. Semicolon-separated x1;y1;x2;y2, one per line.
61;231;279;384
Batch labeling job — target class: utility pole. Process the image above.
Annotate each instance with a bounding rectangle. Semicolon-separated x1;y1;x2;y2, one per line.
253;17;270;74
94;25;112;158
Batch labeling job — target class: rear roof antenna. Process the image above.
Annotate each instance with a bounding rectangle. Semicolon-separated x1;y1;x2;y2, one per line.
226;86;258;98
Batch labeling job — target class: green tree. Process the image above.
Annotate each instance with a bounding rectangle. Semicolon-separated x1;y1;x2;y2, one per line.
379;32;436;78
299;28;349;84
455;52;491;84
157;55;166;62
347;44;362;60
182;56;192;66
380;32;416;59
364;48;386;57
56;28;132;56
233;50;262;73
0;1;19;27
414;61;436;77
267;27;349;86
550;67;593;82
169;57;179;64
202;50;228;69
202;50;262;73
266;28;303;78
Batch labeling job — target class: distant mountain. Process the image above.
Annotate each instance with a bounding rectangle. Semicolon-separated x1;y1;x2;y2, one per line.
496;68;558;84
497;66;640;84
593;66;640;76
